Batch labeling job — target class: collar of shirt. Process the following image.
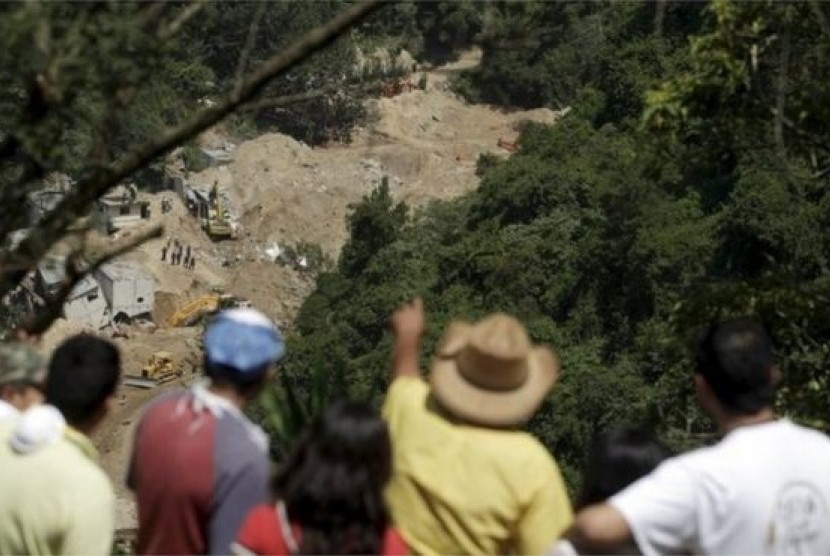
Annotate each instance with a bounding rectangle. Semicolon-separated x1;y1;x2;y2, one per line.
64;426;99;462
189;380;269;453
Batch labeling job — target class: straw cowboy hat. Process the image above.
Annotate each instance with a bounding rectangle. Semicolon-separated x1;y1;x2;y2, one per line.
430;313;560;427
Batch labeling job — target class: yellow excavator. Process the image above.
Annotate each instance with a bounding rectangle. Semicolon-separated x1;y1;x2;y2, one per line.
201;182;234;240
166;293;248;328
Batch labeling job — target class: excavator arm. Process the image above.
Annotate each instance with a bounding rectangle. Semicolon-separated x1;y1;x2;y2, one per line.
166;295;220;328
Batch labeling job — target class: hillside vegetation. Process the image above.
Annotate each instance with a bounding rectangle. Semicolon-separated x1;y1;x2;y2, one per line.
269;1;830;490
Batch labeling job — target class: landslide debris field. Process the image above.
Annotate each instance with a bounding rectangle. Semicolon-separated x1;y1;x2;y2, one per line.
36;51;566;531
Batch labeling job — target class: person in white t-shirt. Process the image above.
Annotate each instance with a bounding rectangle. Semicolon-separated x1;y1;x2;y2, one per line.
564;318;830;555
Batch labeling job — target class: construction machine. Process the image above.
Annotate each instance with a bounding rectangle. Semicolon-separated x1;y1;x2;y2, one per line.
166;293;246;328
141;351;182;383
200;182;234;240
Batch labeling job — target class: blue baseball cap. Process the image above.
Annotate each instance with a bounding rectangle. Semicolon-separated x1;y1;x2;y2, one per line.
204;308;285;375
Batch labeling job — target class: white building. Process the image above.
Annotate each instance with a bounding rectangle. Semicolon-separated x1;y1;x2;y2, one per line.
36;256;109;328
92;184;150;235
63;275;109;328
94;261;154;321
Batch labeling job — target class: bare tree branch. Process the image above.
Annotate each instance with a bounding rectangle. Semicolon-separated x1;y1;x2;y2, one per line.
141;2;170;31
234;1;268;97
771;109;830;155
17;224;163;335
240;80;379;113
158;0;206;41
0;0;383;300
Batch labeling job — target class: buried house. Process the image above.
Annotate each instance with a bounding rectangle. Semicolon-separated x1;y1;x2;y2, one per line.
92;184;151;235
35;256;109;328
63;275;110;328
33;257;155;328
94;261;154;323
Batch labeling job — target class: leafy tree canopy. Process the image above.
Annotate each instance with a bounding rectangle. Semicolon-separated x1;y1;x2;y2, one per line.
269;1;830;494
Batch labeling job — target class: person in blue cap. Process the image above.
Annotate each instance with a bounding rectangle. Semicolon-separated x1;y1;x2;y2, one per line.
128;308;286;555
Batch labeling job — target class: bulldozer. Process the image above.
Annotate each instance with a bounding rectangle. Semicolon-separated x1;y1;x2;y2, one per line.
141;351;182;383
166;293;247;328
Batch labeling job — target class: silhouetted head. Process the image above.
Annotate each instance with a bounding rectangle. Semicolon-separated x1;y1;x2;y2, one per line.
578;425;673;508
273;400;392;554
46;334;121;431
695;318;777;415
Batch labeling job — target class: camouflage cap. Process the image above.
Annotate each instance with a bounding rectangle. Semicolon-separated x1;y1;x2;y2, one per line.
0;343;45;385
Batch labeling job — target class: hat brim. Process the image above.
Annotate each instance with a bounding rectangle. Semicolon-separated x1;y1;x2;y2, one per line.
429;346;560;427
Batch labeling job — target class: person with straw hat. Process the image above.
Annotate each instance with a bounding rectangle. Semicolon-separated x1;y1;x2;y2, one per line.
383;298;573;555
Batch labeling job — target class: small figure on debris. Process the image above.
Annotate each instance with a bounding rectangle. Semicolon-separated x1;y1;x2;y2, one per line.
190;255;196;271
161;245;167;262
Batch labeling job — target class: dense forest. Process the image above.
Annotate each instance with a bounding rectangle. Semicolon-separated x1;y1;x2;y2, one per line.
261;0;830;492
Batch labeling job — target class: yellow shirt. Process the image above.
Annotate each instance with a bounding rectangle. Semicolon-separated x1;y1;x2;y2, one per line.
0;421;115;555
383;376;572;555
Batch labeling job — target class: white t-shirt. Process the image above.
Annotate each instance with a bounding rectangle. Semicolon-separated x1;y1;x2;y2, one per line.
611;420;830;556
0;400;18;422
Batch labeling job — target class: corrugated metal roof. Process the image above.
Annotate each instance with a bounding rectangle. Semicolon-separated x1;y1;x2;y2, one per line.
68;275;99;299
98;260;152;282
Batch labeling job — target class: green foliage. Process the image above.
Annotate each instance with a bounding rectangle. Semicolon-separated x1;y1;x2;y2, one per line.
338;179;408;278
283;0;830;491
0;0;379;180
277;241;333;274
181;144;210;174
254;362;349;459
454;1;700;126
182;1;368;145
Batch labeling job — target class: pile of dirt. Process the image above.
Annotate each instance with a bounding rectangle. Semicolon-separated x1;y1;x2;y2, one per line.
187;84;565;259
37;318;95;356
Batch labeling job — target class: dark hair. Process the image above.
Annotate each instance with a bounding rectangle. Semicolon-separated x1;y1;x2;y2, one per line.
46;334;121;426
273;400;392;554
203;358;268;397
578;426;673;508
695;318;776;414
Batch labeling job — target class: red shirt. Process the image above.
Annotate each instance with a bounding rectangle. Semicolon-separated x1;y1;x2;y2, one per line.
233;504;408;555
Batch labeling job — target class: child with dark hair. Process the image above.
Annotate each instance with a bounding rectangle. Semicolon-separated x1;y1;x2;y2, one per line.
550;426;673;555
578;426;674;509
233;400;407;555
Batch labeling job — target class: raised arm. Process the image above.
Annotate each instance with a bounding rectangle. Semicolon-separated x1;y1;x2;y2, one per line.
390;297;424;380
